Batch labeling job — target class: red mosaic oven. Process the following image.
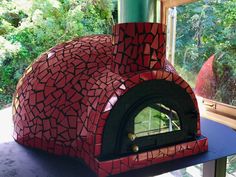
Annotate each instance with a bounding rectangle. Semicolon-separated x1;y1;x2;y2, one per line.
12;3;208;175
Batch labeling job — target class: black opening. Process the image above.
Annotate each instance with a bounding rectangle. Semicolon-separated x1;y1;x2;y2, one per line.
99;80;198;160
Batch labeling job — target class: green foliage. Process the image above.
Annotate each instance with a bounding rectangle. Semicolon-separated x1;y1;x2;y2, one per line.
1;0;235;107
0;0;113;108
214;50;236;105
227;156;236;175
175;0;236;105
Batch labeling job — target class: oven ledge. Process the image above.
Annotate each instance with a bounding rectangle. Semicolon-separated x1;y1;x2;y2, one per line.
93;136;208;177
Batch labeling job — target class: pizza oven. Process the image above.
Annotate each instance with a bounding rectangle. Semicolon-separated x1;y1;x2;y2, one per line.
12;0;212;170
12;22;208;177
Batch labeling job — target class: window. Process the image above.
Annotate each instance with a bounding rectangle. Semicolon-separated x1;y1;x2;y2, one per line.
171;2;235;108
166;1;236;176
134;104;181;137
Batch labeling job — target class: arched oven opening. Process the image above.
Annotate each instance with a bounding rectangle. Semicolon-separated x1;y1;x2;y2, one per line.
100;80;198;160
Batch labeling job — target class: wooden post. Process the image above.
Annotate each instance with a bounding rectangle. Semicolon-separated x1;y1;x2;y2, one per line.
203;157;227;177
161;0;198;24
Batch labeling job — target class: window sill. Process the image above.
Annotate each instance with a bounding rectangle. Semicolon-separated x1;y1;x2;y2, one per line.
197;96;236;130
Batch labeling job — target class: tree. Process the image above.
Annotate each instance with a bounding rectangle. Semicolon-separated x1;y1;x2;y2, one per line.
175;0;236;105
0;0;113;108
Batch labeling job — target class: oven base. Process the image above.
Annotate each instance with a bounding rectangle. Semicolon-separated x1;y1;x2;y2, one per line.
93;136;208;177
15;134;207;177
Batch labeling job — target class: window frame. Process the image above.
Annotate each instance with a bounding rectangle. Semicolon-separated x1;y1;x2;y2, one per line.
164;2;236;129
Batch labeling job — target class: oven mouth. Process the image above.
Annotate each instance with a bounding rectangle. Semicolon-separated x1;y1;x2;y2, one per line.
131;103;182;139
100;79;198;161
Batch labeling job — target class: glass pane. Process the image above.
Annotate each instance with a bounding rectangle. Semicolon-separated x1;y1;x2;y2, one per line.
227;155;236;177
155;155;236;177
174;1;236;106
134;103;181;138
156;164;203;177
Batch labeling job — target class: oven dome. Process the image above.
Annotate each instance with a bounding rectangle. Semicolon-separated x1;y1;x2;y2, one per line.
13;22;207;177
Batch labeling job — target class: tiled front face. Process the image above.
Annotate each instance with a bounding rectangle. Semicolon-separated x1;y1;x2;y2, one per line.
96;137;208;177
13;23;206;177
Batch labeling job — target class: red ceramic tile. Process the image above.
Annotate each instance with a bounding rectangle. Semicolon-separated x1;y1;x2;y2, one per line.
137;23;144;33
126;23;135;37
151;23;158;35
144;44;150;54
144;23;152;33
151;35;159;49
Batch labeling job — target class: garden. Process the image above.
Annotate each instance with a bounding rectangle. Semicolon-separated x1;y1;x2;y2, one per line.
0;0;235;108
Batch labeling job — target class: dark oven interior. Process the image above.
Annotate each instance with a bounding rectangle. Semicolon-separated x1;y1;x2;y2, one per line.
100;80;198;160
